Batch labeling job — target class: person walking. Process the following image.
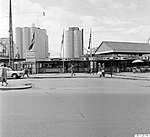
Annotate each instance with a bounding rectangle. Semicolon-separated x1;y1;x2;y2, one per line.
29;67;32;74
1;64;8;86
69;63;75;77
101;63;105;77
23;66;29;77
97;63;102;77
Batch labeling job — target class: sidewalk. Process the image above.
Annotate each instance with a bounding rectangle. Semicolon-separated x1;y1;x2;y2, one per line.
29;73;114;79
1;72;150;90
29;72;150;80
29;73;102;78
112;72;150;80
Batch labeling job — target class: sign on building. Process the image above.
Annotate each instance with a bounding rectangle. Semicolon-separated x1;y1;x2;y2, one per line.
26;50;36;62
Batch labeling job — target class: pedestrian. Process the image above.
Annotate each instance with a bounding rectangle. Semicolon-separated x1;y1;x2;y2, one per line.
23;66;29;77
69;63;75;77
101;63;105;77
1;63;8;86
90;61;94;75
97;63;102;77
29;67;32;74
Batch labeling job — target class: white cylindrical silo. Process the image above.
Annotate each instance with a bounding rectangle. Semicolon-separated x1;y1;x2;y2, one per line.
81;29;84;55
74;30;82;58
15;27;22;58
45;34;49;58
37;29;46;59
40;29;46;59
42;29;48;58
30;27;49;59
64;30;74;58
35;28;41;59
69;27;79;31
22;27;30;58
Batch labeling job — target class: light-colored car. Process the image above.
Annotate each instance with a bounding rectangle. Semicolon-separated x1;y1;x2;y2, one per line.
0;67;24;79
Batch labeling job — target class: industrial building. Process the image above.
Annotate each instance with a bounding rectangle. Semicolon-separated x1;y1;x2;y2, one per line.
15;26;49;59
64;27;84;58
0;38;10;58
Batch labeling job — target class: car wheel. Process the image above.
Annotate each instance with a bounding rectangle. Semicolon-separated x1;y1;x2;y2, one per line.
12;74;18;79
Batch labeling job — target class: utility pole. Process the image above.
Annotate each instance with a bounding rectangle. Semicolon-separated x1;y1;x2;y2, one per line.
89;29;93;74
9;0;14;69
62;29;65;73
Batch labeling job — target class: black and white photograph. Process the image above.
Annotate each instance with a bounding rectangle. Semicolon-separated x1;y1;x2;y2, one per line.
0;0;150;137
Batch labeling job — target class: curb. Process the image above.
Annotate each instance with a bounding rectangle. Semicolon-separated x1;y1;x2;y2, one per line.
112;75;150;81
28;73;112;79
0;83;32;90
26;73;150;80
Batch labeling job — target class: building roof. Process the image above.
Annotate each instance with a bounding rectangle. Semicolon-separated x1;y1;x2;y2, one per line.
95;41;150;54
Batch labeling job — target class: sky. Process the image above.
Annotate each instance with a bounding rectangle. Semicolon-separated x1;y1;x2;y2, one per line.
1;0;150;57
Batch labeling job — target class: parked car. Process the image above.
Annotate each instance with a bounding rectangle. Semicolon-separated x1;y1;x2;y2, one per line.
0;67;24;79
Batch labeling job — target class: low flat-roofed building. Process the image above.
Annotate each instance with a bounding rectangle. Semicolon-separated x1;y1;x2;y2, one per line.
94;41;150;72
95;41;150;56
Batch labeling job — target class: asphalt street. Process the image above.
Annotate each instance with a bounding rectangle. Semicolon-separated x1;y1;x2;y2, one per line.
0;77;150;137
